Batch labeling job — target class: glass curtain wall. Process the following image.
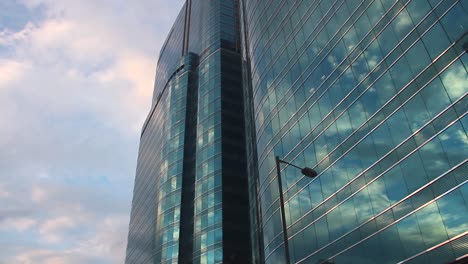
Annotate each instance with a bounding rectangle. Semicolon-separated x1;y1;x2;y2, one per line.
125;4;187;263
127;1;251;264
241;0;468;263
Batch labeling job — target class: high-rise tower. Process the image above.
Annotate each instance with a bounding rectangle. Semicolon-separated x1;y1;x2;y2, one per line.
125;1;251;263
126;0;468;263
240;0;468;263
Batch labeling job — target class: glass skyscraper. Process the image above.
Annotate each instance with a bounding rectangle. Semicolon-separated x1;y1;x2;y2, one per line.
126;0;468;263
241;0;468;263
125;1;251;263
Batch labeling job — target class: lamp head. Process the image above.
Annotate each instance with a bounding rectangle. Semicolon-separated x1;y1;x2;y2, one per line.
301;167;318;178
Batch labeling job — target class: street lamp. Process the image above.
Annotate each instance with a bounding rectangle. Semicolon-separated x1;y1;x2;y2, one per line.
275;156;318;264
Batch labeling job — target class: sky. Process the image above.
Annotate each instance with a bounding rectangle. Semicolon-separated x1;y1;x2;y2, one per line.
0;0;184;263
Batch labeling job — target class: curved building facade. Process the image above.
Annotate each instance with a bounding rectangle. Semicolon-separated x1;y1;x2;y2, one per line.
126;0;468;263
241;0;468;263
125;1;251;263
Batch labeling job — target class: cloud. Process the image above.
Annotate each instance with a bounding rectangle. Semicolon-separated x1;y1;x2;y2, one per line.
9;216;130;264
0;0;184;263
0;59;30;86
0;21;35;46
31;186;47;203
39;216;76;243
0;217;37;232
0;184;10;198
10;249;107;264
74;217;129;263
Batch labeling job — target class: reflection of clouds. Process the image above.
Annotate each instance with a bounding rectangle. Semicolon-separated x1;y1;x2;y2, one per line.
304;186;467;263
413;203;449;246
327;55;337;67
456;130;468;145
284;0;458;184
299;110;461;224
435;122;468;170
288;3;467;263
394;9;413;32
366;178;392;209
292;124;466;261
335;114;354;135
367;56;379;69
441;63;468;99
436;197;468;237
327;102;369;140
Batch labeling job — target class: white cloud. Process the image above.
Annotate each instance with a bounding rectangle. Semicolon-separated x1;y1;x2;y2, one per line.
31;186;47;202
39;216;75;243
75;216;129;262
0;0;184;136
0;217;36;232
0;59;30;86
0;184;9;198
0;0;184;263
8;215;130;263
11;249;102;264
40;217;74;234
0;22;35;46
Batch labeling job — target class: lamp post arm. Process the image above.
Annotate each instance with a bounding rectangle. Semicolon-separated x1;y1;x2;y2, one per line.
278;157;318;178
277;159;303;170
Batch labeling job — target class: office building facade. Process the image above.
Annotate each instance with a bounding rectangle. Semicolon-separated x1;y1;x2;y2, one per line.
241;0;468;263
125;1;251;263
126;0;468;263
